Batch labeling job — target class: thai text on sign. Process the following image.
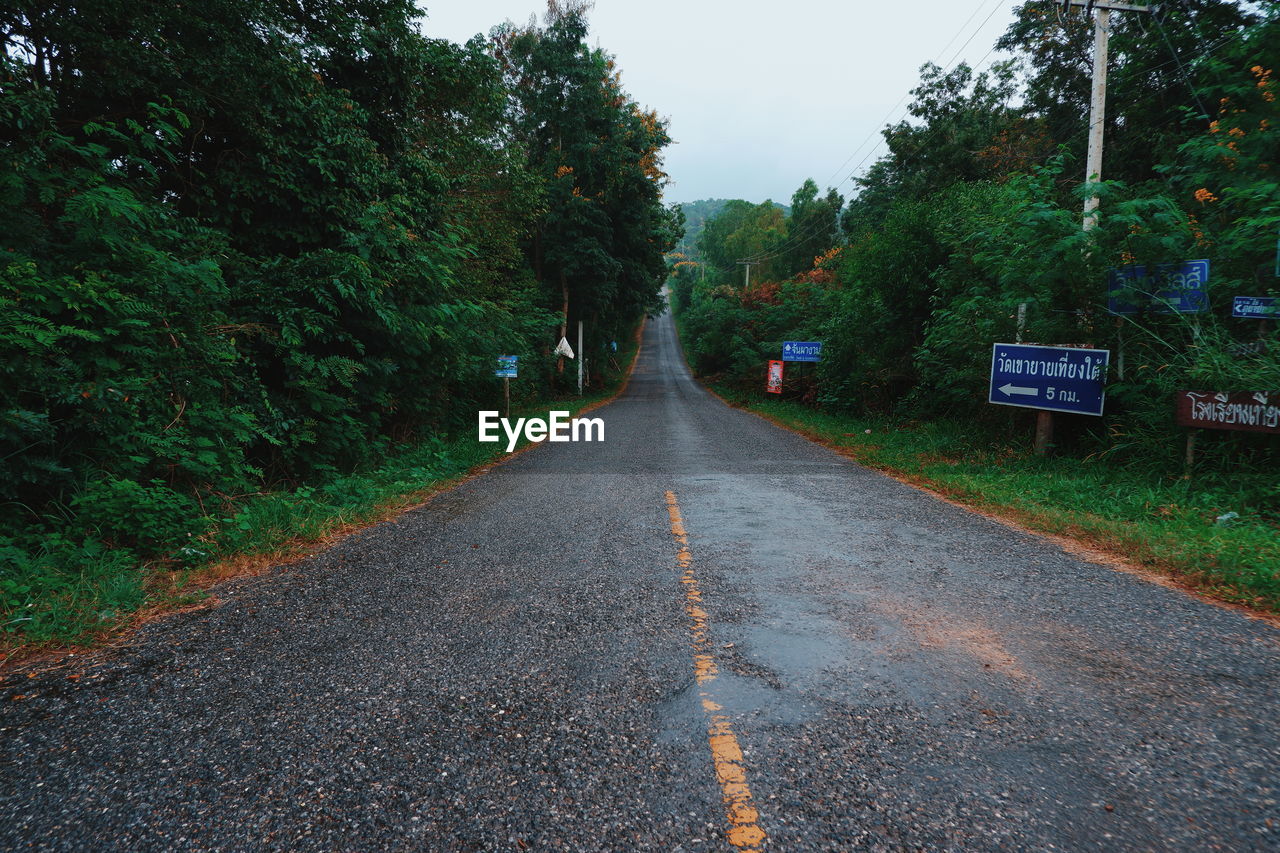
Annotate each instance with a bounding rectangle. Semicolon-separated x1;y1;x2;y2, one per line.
993;352;1105;381
1175;391;1280;434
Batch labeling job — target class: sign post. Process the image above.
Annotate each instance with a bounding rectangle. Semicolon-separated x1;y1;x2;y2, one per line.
781;341;822;362
1175;390;1280;476
1175;391;1280;433
989;344;1110;416
990;343;1110;454
495;355;518;418
777;341;820;399
1107;260;1210;316
577;320;584;395
766;360;784;394
1232;297;1278;350
1231;296;1279;319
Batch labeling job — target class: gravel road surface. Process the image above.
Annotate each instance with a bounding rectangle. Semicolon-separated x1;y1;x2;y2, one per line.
3;309;1277;851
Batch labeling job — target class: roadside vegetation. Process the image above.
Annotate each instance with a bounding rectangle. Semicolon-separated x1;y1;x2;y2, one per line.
5;338;639;649
713;391;1278;608
670;1;1278;607
1;1;675;647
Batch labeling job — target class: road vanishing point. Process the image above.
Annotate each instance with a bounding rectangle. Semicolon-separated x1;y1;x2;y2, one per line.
3;309;1277;851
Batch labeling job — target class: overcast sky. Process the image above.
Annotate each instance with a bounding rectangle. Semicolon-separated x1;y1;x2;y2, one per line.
419;1;1020;206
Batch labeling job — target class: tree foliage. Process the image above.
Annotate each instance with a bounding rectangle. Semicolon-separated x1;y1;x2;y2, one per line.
1;0;676;636
672;1;1278;486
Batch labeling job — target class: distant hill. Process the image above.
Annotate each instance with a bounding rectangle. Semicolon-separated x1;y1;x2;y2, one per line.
674;198;789;258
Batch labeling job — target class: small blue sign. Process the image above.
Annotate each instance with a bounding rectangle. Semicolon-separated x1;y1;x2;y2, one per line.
782;341;822;362
1232;296;1280;319
989;343;1110;417
1107;260;1210;315
495;355;518;378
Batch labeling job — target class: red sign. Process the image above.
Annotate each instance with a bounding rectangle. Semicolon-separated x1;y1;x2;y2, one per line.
766;360;784;394
1175;391;1280;433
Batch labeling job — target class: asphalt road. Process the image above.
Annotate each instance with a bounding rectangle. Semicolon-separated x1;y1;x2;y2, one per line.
3;309;1278;852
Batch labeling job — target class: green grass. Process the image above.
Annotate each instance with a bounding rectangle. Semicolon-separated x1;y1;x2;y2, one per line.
2;332;641;653
715;388;1280;611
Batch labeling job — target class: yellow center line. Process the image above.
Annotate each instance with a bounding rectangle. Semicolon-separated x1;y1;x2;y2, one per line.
664;490;767;851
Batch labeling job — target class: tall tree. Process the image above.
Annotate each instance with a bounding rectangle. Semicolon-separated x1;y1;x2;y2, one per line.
696;200;788;285
494;1;678;368
844;59;1025;231
782;179;845;278
997;0;1261;189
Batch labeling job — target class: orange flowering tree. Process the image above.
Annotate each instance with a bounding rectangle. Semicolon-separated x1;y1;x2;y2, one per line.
1168;47;1279;280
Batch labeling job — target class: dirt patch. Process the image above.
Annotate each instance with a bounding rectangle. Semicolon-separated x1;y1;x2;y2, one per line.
871;600;1034;683
914;621;1032;681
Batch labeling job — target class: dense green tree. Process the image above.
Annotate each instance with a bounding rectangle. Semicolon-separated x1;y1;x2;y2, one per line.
781;179;844;278
672;198;734;258
674;0;1277;476
2;0;673;636
3;0;551;480
494;1;678;371
844;60;1025;231
1;76;253;540
997;0;1261;189
695;199;788;285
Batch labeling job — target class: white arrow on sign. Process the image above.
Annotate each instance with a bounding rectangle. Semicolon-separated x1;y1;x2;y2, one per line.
999;383;1038;397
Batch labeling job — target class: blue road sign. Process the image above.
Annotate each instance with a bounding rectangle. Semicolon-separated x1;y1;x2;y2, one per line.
1232;296;1280;319
782;341;822;362
495;355;518;378
1107;260;1209;315
989;343;1110;417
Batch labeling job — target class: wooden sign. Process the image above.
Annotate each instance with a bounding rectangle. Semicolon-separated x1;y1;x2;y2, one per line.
1175;391;1280;433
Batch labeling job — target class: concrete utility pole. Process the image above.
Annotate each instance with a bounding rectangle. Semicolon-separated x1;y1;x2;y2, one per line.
1071;0;1152;394
1067;0;1150;232
738;261;754;289
577;319;584;395
1030;1;1152;456
1082;5;1110;231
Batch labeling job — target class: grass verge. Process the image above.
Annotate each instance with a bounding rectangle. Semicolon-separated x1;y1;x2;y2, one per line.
710;386;1279;614
1;324;643;661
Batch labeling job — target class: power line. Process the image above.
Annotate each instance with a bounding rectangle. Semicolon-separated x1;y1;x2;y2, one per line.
1150;9;1212;117
738;7;1260;268
802;0;1008;199
733;0;1008;266
742;39;1008;266
1075;24;1249;138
